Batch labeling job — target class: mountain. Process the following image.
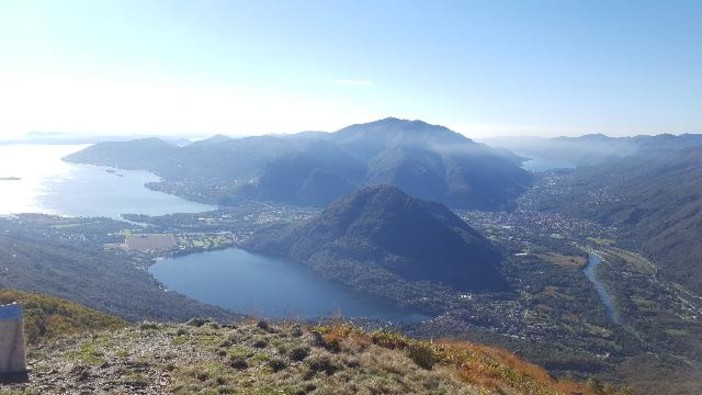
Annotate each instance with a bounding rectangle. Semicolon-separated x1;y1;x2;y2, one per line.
0;132;192;146
172;135;297;183
484;133;702;168
247;140;365;206
327;118;534;209
246;186;508;309
65;118;534;210
534;146;702;293
64;137;178;171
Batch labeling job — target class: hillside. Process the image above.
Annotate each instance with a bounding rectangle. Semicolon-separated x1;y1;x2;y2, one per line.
3;319;612;395
0;215;238;323
0;289;126;345
533;146;702;293
246;186;509;311
65;118;533;210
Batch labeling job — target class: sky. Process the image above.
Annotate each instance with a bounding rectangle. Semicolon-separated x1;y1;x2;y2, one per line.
1;0;701;139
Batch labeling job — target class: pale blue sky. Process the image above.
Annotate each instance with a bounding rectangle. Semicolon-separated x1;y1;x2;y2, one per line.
1;0;700;138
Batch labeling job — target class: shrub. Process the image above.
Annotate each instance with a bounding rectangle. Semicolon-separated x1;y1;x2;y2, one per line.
267;358;287;372
229;357;248;370
289;347;310;362
407;343;436;370
307;356;338;375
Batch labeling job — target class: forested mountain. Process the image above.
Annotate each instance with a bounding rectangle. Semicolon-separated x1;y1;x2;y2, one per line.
534;145;702;293
65;118;533;210
246;185;508;310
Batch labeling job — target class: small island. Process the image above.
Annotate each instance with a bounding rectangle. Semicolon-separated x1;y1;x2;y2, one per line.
104;169;124;177
0;176;21;181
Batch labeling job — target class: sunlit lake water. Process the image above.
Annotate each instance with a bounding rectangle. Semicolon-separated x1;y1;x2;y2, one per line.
0;144;215;219
519;154;576;172
150;248;430;322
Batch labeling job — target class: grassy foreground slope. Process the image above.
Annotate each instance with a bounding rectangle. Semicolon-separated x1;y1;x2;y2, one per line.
2;318;627;395
0;290;629;394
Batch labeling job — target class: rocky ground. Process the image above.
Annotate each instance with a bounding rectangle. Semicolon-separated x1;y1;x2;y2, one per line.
2;320;483;395
0;318;612;395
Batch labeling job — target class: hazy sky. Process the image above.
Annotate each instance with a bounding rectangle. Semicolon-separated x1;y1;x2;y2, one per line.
1;0;701;139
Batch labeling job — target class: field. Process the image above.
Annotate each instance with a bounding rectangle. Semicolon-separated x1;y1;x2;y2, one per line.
124;234;178;251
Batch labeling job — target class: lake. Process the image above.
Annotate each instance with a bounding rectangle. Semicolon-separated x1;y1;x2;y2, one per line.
149;248;429;322
519;153;576;172
0;144;215;219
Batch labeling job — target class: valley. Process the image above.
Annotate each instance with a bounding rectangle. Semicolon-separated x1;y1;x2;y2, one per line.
3;163;699;393
3;1;702;392
2;126;702;394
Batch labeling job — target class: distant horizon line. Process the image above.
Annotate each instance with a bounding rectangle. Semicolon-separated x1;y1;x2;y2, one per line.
2;116;700;143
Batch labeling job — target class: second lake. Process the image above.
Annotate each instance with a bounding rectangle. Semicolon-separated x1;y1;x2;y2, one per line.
149;248;429;323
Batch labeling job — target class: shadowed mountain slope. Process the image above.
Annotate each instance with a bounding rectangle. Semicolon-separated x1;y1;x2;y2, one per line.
247;185;508;301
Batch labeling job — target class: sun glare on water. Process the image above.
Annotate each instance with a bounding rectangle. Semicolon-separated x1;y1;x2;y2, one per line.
0;144;87;215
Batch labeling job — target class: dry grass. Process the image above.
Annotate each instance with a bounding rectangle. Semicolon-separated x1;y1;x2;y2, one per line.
535;253;587;269
4;320;632;395
124;234;177;250
319;323;632;395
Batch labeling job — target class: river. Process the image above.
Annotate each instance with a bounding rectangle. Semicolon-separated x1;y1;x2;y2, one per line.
583;253;620;324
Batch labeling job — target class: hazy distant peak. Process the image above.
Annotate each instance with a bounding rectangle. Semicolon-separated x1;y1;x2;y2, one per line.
110;136;177;149
553;133;612;142
355;117;453;132
209;133;233;141
189;134;233;147
335;117;473;146
133;136;175;144
581;133;614;141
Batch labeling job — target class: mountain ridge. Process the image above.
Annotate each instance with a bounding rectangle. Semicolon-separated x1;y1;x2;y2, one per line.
64;118;533;210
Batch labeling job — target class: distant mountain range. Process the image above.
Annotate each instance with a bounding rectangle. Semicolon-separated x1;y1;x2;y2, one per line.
65;118;533;210
2;131;192;146
534;145;702;294
246;185;509;310
484;133;702;167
